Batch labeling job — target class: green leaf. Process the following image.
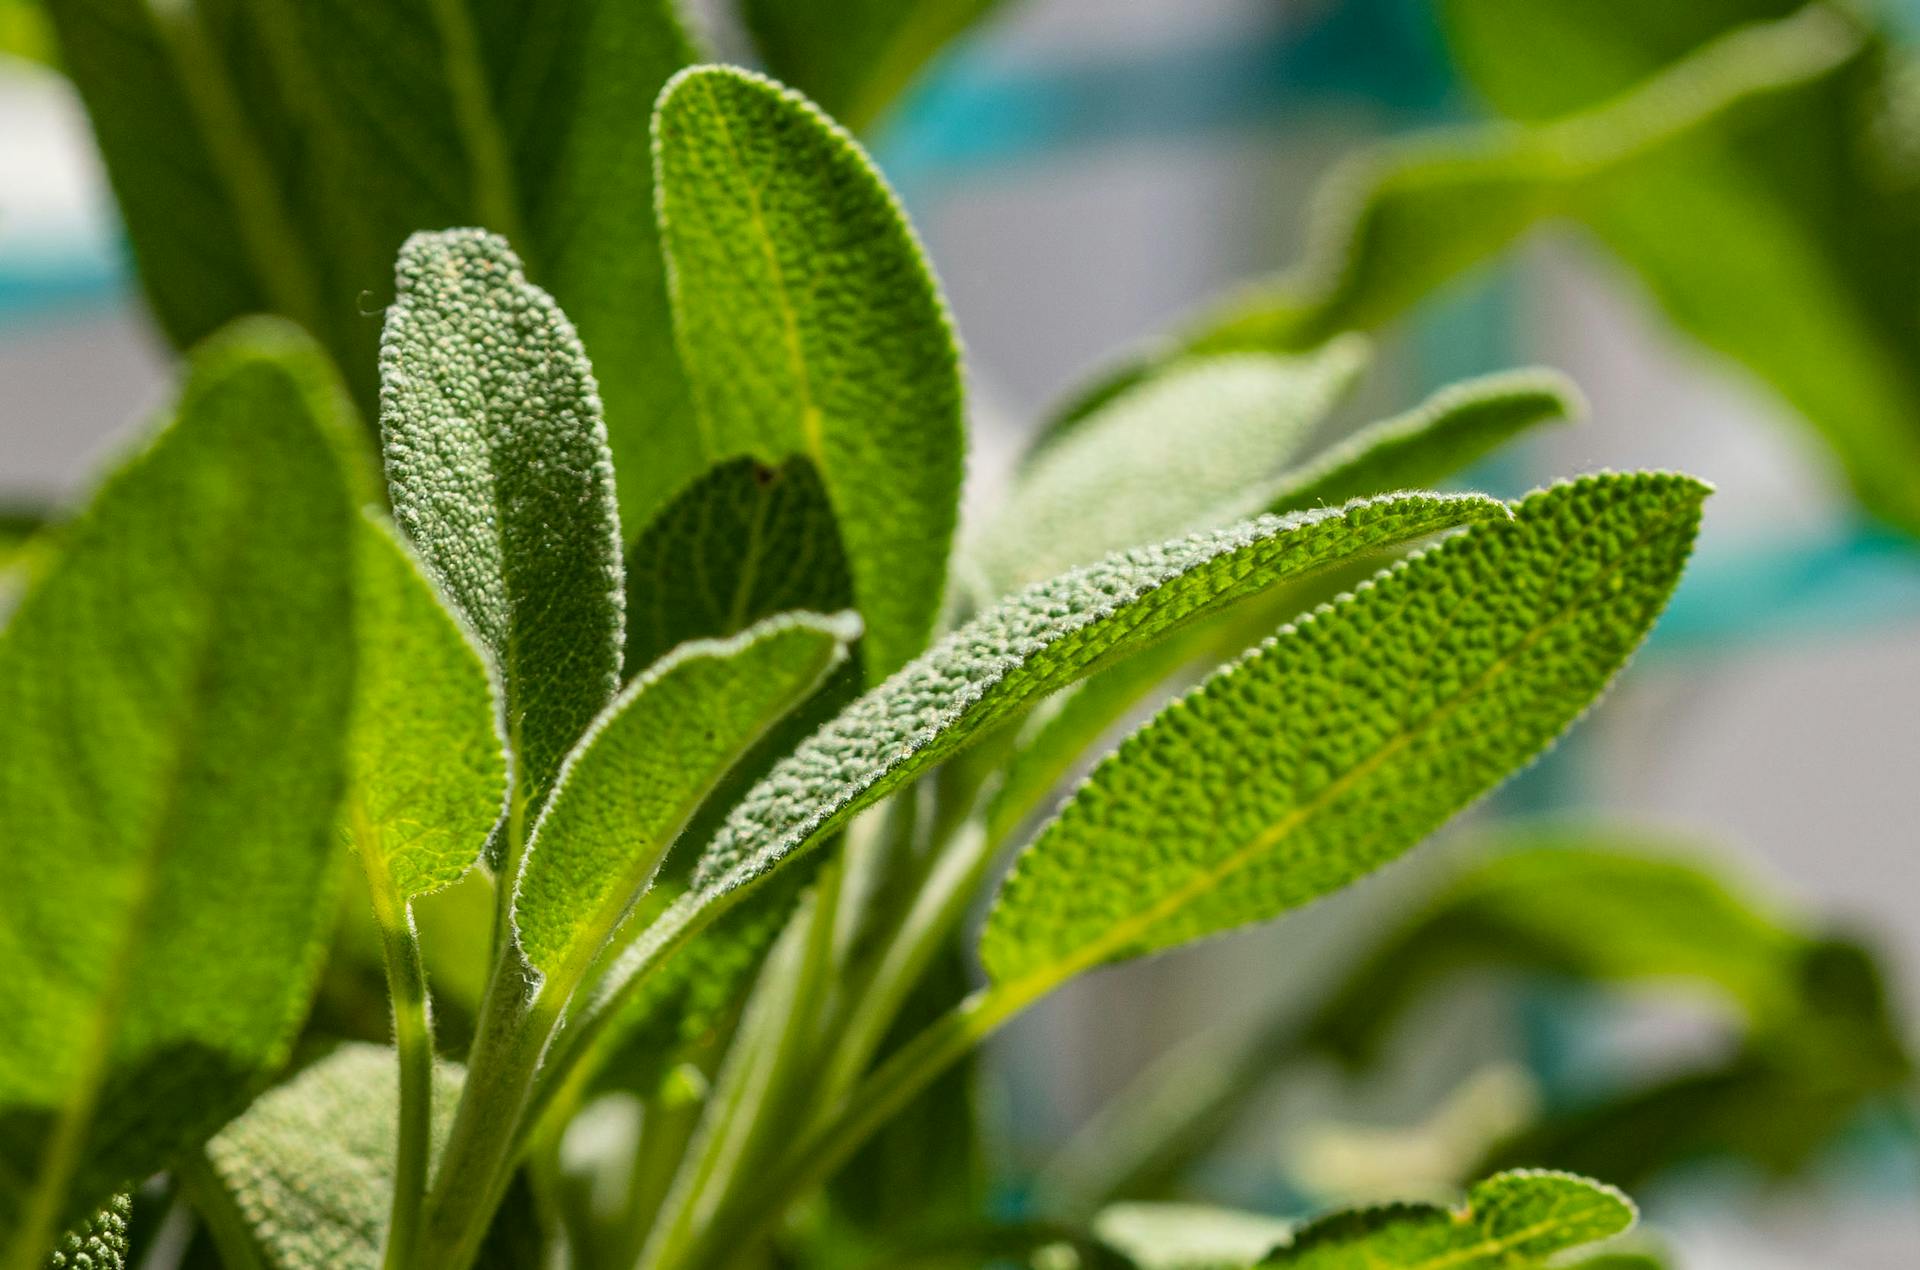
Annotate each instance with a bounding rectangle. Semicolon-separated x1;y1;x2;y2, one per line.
200;1044;463;1270
42;1197;128;1270
1260;1170;1635;1268
513;612;859;995
977;341;1368;597
0;0;53;68
1049;4;1857;433
1262;370;1579;515
980;473;1705;987
741;0;1008;133
344;516;508;902
1442;0;1920;533
0;323;359;1262
624;456;853;676
654;65;965;678
380;229;625;808
44;0;697;527
586;493;1504;1027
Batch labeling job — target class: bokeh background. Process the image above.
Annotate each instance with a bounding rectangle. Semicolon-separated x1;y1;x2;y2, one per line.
4;1;1918;1265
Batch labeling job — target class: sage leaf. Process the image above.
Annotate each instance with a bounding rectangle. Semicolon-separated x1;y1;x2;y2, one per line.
741;0;1009;132
45;0;698;527
624;456;853;676
1049;5;1857;434
1260;1170;1635;1267
978;340;1368;596
380;229;625;808
513;612;860;995
200;1044;463;1270
1093;1202;1295;1270
980;473;1705;986
1443;0;1920;534
655;65;965;677
588;493;1504;1021
1262;370;1578;514
0;323;358;1260
344;516;508;901
42;1196;129;1270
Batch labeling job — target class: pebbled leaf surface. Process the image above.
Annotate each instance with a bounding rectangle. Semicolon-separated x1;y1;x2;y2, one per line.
343;516;507;900
381;229;625;806
624;455;852;676
655;65;964;677
981;473;1705;985
513;612;858;993
0;324;357;1257
1260;1170;1635;1267
202;1044;463;1270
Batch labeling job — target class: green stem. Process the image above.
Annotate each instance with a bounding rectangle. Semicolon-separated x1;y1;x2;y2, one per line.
370;888;435;1270
417;939;556;1270
670;981;1036;1270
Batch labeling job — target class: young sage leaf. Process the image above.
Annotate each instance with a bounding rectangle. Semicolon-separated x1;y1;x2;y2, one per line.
345;516;508;901
1261;369;1579;514
0;322;358;1261
380;229;625;808
980;472;1706;987
978;340;1368;596
583;492;1505;1031
1260;1169;1635;1267
654;65;965;677
513;612;860;996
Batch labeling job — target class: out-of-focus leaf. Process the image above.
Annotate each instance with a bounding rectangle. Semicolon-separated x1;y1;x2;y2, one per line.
44;0;697;529
1094;1202;1294;1270
740;0;1009;133
584;494;1505;1031
1443;0;1920;532
343;517;507;902
0;0;54;67
980;475;1705;986
513;613;857;996
979;341;1367;596
0;322;358;1262
1259;1170;1635;1267
380;230;625;810
1046;5;1860;435
654;65;964;678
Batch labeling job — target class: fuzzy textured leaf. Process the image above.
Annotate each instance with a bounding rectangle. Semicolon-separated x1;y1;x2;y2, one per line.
42;1196;128;1270
1262;370;1578;514
1260;1170;1635;1267
44;0;698;526
344;516;507;900
655;65;965;677
624;456;852;676
201;1044;463;1270
589;493;1504;1021
980;473;1705;986
380;229;625;806
513;612;858;993
979;341;1367;596
0;324;357;1260
741;0;1008;132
